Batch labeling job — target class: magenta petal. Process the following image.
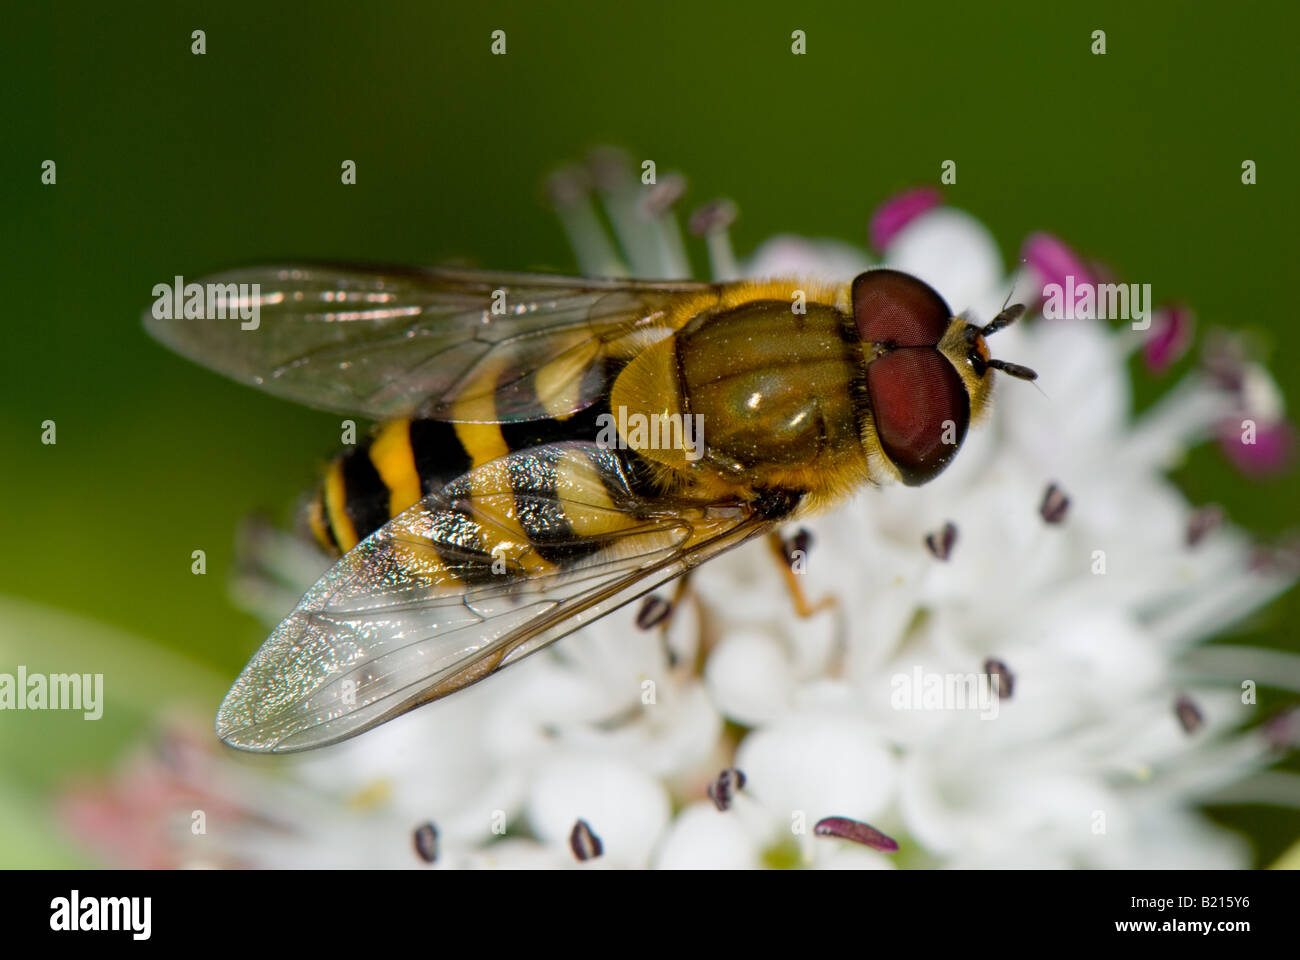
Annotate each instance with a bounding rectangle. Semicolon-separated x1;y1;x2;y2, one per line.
1021;232;1095;296
869;187;942;251
1143;303;1196;374
1218;418;1295;476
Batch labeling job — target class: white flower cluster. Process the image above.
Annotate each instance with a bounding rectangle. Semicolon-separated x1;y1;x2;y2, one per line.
87;160;1299;870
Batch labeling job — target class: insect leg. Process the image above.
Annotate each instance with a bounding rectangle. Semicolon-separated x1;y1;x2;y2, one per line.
767;531;836;619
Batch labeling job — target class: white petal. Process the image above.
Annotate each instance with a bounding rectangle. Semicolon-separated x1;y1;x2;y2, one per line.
654;800;766;869
811;844;897;870
705;629;794;726
744;234;873;282
527;755;670;868
736;712;897;822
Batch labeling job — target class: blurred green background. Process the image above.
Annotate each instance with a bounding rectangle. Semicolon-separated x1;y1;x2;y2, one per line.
2;1;1297;866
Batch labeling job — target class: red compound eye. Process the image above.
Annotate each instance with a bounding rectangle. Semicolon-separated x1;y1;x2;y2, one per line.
866;347;970;485
852;269;953;347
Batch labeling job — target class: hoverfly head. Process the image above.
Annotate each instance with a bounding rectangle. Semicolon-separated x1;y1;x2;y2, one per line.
850;269;970;486
849;269;1038;486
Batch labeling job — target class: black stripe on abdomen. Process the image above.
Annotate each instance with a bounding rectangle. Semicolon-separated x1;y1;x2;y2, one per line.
409;419;474;495
498;395;615;567
342;440;391;541
425;504;502;586
496;390;612;452
506;453;604;568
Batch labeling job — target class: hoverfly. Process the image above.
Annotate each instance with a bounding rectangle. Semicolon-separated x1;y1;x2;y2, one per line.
146;259;1035;753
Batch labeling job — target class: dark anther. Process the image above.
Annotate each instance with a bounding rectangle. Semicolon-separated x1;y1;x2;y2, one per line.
1040;483;1070;525
983;658;1014;699
413;821;438;864
813;816;899;853
636;594;673;630
689;198;738;236
1174;694;1204;735
569;819;604;861
925;521;958;561
707;768;747;812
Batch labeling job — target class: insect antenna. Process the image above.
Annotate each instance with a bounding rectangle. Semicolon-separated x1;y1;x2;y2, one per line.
982;303;1026;337
996;260;1030;312
979;290;1037;382
986;358;1038;381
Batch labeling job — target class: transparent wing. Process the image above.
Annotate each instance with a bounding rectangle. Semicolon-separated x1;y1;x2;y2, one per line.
216;442;780;753
144;263;711;422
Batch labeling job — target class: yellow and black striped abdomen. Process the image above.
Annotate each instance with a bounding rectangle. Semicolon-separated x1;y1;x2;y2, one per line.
311;418;471;554
309;397;620;555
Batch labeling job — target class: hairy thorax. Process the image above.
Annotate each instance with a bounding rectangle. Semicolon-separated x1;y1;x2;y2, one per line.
609;291;871;505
